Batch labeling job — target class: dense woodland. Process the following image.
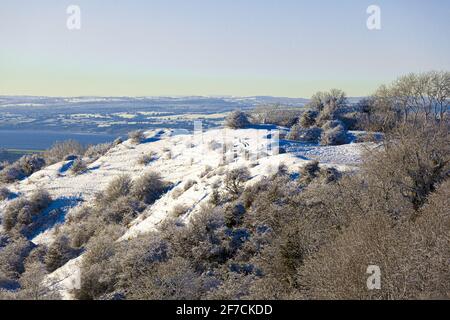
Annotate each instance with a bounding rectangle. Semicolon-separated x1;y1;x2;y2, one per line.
0;71;449;300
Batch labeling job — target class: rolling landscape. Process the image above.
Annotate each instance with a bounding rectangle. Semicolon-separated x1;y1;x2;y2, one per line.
0;0;449;308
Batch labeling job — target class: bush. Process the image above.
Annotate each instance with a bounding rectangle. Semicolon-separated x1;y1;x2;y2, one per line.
137;151;158;165
363;123;449;212
128;130;145;144
70;159;88;175
299;110;318;128
2;190;52;234
298;161;320;185
44;140;85;165
98;175;133;205
128;257;202;300
44;235;77;272
183;179;197;191
249;106;300;127
113;138;123;146
0;236;34;281
0;166;24;184
18;260;60;300
298;182;450;300
0;155;45;183
102;196;144;225
287;125;322;143
171;188;184;200
16;155;46;177
170;204;189;218
84;143;113;160
321;120;345;131
74;234;118;300
225;111;250;129
132;172;170;204
338;112;364;130
66;214;100;249
320;125;348;146
224;167;251;197
0;187;11;201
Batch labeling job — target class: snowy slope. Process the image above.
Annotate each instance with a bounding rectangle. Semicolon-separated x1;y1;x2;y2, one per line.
0;127;369;298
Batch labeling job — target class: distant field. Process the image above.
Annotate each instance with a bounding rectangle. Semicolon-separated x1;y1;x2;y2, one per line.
0;148;43;163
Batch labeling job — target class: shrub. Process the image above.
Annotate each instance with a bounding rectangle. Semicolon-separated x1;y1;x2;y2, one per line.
0;166;24;184
44;235;77;272
2;190;52;234
298;182;450;300
171;188;184;200
102;196;144;225
99;175;133;205
70;159;88;175
249;106;300;127
321;120;345;131
128;130;145;144
287;125;322;143
183;179;197;191
225;111;250;129
0;155;45;183
298;161;320;185
16;155;46;177
317;167;341;184
170;204;189;218
0;236;34;281
44;140;85;165
74;234;118;300
128;257;202;300
113;138;123;146
0;187;11;201
84;143;113;160
299;110;318;128
224;167;251;197
224;203;246;228
363;123;449;212
132;172;169;204
18;260;60;300
338;112;364;130
320;125;348;146
209;189;221;206
137;151;158;165
66;214;101;249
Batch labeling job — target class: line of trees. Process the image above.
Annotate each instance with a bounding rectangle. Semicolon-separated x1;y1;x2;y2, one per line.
360;71;449;131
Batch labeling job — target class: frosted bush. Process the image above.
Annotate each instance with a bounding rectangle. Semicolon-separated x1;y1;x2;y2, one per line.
300;110;318;128
0;186;11;201
132;172;170;204
128;130;145;144
287;125;322;143
70;159;88;175
84;143;113;160
44;140;85;165
225;111;250;129
320;125;348;146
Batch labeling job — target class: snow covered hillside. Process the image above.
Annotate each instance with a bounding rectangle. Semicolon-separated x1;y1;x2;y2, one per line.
0;126;369;298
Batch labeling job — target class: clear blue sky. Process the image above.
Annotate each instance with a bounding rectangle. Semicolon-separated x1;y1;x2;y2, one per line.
0;0;449;97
